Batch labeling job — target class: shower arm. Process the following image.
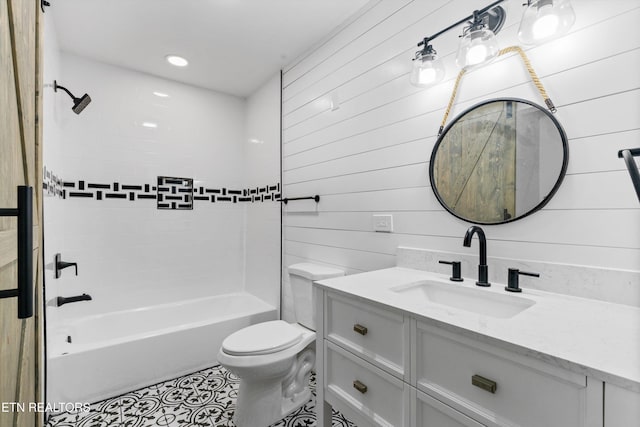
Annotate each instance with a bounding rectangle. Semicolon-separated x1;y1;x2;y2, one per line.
54;81;79;101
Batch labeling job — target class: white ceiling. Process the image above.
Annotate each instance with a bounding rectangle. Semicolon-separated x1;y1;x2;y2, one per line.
50;0;371;97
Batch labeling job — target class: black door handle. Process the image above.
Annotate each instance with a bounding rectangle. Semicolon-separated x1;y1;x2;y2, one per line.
0;186;34;319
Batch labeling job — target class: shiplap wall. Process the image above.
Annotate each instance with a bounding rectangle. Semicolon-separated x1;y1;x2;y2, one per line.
281;0;640;319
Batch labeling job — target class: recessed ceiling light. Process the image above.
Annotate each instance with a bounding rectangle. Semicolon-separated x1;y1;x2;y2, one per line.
165;55;188;67
142;122;158;128
153;91;169;98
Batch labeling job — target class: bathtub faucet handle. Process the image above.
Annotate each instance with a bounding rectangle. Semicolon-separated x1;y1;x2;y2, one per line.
55;253;78;278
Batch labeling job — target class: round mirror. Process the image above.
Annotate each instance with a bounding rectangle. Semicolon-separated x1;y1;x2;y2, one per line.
430;98;568;224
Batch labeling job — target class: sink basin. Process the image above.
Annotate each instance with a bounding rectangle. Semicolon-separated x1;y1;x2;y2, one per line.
390;280;535;319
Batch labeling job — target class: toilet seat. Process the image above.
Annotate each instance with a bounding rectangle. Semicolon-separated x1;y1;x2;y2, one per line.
222;320;302;356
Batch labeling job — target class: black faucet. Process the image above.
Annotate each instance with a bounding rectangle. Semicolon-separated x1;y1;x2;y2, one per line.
57;294;92;307
463;226;490;287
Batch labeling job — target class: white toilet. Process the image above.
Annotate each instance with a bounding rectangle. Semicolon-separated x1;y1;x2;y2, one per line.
217;263;344;427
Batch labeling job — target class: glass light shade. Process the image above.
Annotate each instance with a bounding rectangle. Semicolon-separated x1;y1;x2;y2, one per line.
456;28;500;69
518;0;576;45
410;53;445;87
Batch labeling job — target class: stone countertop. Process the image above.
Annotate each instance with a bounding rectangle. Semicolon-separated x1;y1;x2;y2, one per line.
315;267;640;392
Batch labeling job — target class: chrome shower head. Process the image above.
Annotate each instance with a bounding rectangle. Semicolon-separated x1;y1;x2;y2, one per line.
54;80;92;115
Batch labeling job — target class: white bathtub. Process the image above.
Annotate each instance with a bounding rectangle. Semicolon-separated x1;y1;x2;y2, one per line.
48;292;277;404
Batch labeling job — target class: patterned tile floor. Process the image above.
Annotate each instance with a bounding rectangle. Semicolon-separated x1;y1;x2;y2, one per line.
46;365;356;427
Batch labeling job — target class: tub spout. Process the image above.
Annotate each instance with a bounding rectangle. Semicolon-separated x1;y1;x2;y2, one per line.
57;293;92;307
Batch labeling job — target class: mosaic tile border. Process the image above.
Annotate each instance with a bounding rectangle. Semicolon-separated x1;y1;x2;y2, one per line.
43;168;280;205
157;176;194;210
45;365;356;427
43;166;64;198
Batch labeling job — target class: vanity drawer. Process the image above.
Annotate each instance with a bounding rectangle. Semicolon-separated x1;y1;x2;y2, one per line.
414;387;486;427
325;340;410;427
325;291;409;379
414;321;589;427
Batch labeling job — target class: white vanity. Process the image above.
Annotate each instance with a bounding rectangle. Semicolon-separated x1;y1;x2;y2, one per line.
313;266;640;427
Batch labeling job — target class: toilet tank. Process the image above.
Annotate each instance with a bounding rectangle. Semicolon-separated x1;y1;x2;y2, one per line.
288;263;344;330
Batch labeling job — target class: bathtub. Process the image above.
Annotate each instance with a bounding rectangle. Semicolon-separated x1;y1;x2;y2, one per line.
48;292;277;405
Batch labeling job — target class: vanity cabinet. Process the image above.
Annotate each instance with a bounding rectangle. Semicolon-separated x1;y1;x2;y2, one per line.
604;384;640;426
315;289;604;427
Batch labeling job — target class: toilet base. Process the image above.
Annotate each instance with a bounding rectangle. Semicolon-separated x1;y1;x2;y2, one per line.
218;323;318;427
231;347;315;427
233;378;312;427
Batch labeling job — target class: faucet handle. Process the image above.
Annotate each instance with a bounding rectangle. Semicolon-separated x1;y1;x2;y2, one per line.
439;260;463;282
505;268;540;292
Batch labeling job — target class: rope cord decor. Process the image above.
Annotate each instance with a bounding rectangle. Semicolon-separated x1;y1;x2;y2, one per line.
438;45;556;136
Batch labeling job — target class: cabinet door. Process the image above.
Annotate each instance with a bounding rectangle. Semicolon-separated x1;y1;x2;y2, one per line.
414;387;486;427
605;383;640;426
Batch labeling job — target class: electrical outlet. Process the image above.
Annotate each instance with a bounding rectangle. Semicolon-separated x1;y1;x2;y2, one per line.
373;214;393;233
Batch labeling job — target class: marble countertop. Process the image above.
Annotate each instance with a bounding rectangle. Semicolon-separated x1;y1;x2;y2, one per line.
315;267;640;392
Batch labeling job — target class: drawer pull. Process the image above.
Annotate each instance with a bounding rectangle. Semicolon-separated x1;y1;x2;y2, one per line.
472;374;497;394
353;380;368;394
353;324;368;335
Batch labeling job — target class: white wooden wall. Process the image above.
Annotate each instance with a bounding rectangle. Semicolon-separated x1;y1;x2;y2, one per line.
281;0;640;318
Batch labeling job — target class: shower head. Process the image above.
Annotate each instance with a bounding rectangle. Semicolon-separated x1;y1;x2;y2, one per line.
54;80;92;114
72;93;92;114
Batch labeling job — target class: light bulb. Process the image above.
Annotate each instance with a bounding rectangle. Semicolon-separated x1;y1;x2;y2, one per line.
466;43;489;67
456;28;499;69
532;4;560;39
419;67;438;84
410;48;445;88
518;0;576;45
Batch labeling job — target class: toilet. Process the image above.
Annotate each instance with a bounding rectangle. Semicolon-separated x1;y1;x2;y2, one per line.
217;263;344;427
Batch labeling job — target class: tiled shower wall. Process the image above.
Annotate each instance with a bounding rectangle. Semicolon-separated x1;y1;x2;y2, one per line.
43;14;281;323
42;12;65;333
47;51;245;318
244;74;282;308
281;0;640;316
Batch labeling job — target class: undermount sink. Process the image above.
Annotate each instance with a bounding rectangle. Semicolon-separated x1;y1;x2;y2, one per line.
390;280;535;319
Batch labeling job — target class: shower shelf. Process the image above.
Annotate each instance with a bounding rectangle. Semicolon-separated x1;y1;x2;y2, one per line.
618;148;640;203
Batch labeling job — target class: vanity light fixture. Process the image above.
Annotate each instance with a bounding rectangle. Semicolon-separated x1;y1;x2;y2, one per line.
456;10;502;69
411;41;445;87
410;0;506;87
518;0;576;45
165;54;189;67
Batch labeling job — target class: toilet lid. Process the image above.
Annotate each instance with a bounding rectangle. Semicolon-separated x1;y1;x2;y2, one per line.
222;320;302;356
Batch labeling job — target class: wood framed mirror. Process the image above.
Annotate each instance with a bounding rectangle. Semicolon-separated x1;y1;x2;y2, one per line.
430;98;568;224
